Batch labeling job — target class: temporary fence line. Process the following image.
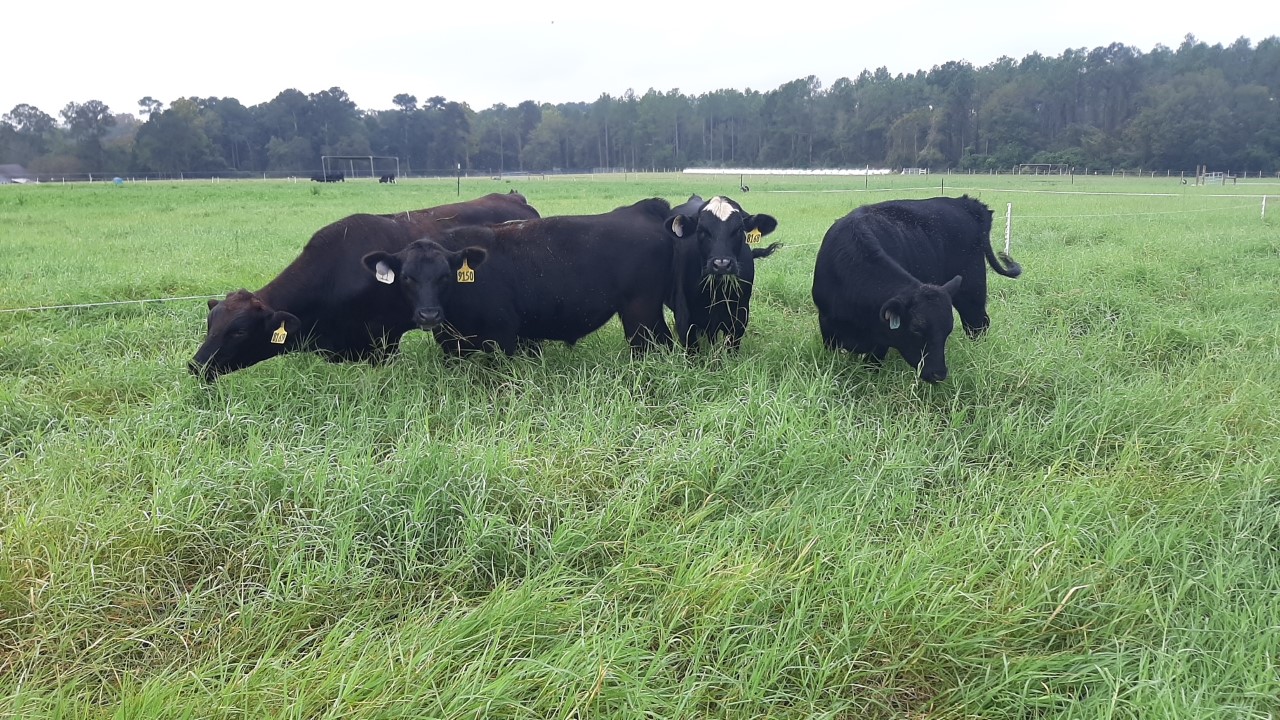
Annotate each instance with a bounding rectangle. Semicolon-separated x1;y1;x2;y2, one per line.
0;295;209;315
1015;203;1259;220
762;186;943;194
764;185;1270;200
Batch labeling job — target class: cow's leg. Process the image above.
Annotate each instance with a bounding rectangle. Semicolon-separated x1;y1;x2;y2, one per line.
620;298;672;353
953;278;990;339
858;345;888;369
819;314;854;352
480;322;521;356
726;303;750;352
954;298;990;338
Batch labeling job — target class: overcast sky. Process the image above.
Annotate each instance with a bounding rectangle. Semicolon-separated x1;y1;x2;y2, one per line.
5;0;1272;119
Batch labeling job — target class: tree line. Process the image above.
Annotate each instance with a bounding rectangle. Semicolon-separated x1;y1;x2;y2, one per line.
3;34;1278;178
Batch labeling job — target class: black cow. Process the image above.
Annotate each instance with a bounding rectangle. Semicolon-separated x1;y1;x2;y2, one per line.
310;172;344;183
190;192;541;380
360;198;675;356
664;195;780;351
379;174;397;184
811;195;1021;382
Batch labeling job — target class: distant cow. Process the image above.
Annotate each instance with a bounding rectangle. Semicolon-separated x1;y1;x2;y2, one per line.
379;174;397;184
190;192;540;381
811;195;1021;382
310;172;344;183
665;194;781;351
361;198;675;356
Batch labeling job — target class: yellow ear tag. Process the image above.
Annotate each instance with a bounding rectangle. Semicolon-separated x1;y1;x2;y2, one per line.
456;258;476;283
746;229;763;244
271;323;288;344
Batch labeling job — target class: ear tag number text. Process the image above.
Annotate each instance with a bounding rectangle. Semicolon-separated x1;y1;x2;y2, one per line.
746;229;763;244
271;323;288;344
457;259;476;283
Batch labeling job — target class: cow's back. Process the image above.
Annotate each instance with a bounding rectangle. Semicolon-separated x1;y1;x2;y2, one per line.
858;197;991;285
432;199;672;345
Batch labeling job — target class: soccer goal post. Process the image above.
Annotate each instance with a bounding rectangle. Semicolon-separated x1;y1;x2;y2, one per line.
320;155;402;179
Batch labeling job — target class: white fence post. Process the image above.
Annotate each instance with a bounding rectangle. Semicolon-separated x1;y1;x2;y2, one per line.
1264;196;1268;221
1005;203;1013;255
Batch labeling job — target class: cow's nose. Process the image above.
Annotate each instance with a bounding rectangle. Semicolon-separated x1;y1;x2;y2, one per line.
921;369;947;383
710;258;733;273
188;361;218;382
415;309;443;327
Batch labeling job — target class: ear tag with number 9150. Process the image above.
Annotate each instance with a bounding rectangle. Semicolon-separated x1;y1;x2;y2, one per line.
271;323;288;344
746;229;763;244
457;258;476;283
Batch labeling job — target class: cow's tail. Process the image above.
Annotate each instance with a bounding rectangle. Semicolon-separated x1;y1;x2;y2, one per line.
984;241;1022;278
751;242;783;260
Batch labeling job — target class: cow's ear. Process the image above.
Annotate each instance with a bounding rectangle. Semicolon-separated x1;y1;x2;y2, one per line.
941;275;963;296
880;298;906;330
448;247;487;271
666;214;694;238
207;298;220;310
265;311;300;345
363;251;401;284
746;214;778;237
448;247;487;283
459;247;488;270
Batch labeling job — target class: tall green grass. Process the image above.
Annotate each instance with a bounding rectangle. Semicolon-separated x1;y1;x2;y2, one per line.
1;175;1277;718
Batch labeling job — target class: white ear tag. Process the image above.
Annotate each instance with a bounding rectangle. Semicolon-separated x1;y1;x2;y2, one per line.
888;314;901;330
672;217;685;238
375;261;395;284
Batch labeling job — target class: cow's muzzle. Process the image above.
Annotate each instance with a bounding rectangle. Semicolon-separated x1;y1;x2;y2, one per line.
414;308;444;329
705;258;736;275
188;359;219;383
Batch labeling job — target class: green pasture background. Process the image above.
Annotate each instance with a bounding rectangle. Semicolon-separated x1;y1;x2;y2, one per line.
1;174;1277;718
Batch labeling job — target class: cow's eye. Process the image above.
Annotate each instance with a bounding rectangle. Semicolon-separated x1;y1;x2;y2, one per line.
231;328;248;337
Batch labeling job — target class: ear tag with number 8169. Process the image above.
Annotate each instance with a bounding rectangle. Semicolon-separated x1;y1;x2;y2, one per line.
746;229;763;244
271;323;288;344
457;258;476;283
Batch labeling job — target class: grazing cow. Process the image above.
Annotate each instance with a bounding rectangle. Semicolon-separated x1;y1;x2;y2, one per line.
361;198;675;356
310;172;344;183
664;195;781;351
190;192;541;381
379;173;397;184
811;195;1021;382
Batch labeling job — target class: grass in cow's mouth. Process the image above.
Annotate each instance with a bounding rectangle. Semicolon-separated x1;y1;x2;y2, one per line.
700;272;747;296
1;175;1277;719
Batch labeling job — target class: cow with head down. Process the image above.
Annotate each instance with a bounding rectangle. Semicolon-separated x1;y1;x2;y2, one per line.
189;192;540;381
811;195;1021;383
664;194;780;351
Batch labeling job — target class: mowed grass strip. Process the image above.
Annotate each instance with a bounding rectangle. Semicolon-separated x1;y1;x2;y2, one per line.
1;175;1277;718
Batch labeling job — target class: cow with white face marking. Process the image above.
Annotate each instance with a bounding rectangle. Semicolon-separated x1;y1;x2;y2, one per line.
664;195;780;351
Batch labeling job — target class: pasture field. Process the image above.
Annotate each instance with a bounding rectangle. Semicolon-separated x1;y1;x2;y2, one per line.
1;174;1277;718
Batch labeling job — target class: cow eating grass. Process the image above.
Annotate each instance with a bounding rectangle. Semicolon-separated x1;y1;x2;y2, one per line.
811;195;1021;382
665;194;781;352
